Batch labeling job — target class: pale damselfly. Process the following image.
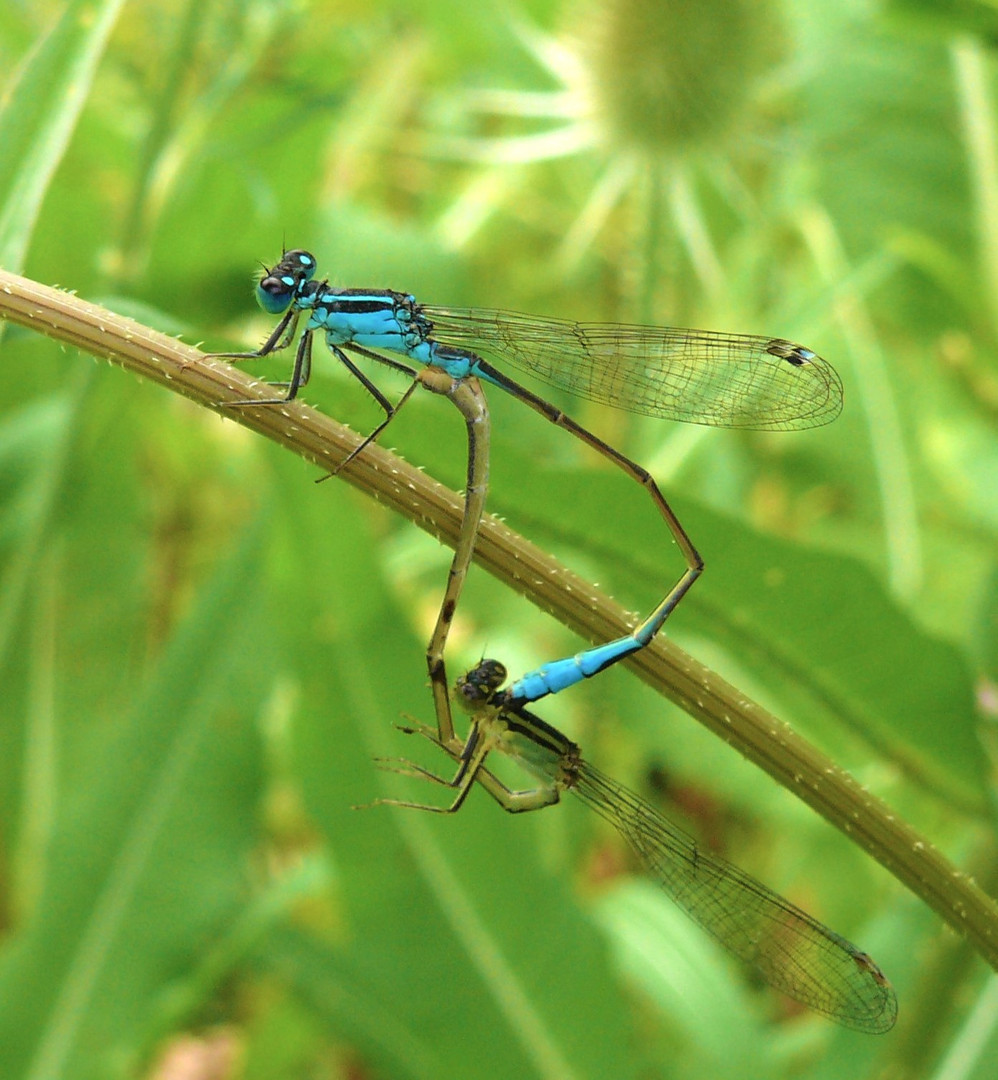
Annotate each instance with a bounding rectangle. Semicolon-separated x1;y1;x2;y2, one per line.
376;658;897;1034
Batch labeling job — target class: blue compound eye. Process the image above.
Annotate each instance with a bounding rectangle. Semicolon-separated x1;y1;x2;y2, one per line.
255;273;296;314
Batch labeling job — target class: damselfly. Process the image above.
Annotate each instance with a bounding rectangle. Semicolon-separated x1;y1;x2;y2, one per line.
377;658;897;1034
212;250;843;736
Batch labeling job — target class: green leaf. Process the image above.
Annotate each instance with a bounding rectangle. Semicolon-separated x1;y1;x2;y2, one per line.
0;0;127;269
0;519;266;1080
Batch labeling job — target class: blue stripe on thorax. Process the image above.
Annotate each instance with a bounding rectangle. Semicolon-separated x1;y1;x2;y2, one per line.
296;286;503;385
302;288;422;356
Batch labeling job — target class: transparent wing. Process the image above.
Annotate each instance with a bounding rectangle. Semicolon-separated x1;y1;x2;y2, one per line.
574;765;896;1032
423;306;843;430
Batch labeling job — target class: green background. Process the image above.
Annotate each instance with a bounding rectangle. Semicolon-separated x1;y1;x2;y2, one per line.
1;0;996;1077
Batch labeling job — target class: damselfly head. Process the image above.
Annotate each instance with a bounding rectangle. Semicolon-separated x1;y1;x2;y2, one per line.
455;659;508;710
254;250;317;315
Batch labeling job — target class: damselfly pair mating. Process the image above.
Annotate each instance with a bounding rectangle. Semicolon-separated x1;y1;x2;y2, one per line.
210;249;896;1032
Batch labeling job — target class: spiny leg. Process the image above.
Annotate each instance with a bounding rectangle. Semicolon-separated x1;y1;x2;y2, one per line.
371;718;563;815
210;305;301;362
318;347;422;479
370;718;488;813
219;323;316;407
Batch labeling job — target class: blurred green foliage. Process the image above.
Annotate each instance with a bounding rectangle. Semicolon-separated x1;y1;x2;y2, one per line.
1;0;997;1077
